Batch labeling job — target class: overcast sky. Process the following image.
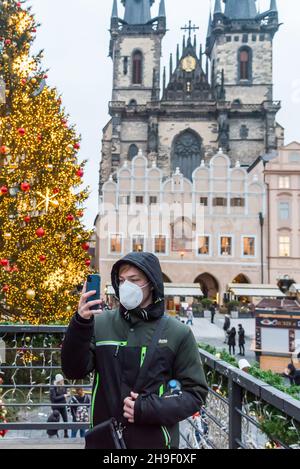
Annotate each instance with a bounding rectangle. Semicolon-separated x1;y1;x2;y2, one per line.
28;0;300;229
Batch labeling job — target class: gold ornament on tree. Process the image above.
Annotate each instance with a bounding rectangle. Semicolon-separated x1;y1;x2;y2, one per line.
26;289;36;300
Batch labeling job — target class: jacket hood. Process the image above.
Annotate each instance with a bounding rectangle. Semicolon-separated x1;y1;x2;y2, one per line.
111;252;165;321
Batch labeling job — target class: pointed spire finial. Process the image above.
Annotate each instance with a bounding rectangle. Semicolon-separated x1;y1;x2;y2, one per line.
111;0;118;18
206;9;212;39
270;0;278;12
176;44;180;66
159;0;166;17
214;0;222;15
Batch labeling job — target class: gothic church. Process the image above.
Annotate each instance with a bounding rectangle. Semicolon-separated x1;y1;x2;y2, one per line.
99;0;283;188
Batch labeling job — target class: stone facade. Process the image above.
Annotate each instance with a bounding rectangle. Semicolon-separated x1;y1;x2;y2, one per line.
264;142;300;285
96;149;267;302
96;1;293;303
99;0;283;194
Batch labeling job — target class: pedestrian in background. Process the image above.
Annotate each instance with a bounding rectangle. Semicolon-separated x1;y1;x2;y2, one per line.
210;304;216;324
50;373;70;438
238;324;245;356
223;315;231;343
228;327;236;356
186;306;194;326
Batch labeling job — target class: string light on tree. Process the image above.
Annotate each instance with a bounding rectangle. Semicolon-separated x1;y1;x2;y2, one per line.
0;0;92;324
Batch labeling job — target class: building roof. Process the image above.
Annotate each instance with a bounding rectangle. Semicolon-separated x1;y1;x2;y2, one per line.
121;0;154;24
223;0;257;19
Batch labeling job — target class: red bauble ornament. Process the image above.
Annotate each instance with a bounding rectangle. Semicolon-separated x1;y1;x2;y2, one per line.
39;255;46;263
0;145;9;154
74;143;80;150
18;127;26;136
43;74;48;79
16;2;22;7
24;215;31;223
53;188;60;194
32;28;37;33
36;228;45;238
21;78;27;85
76;169;84;178
5;39;11;46
0;186;8;195
20;182;30;192
0;259;9;267
81;242;89;251
67;214;74;222
85;259;91;267
2;285;9;293
37;134;42;142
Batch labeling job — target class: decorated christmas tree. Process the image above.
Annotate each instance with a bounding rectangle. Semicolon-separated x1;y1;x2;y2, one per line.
0;0;92;324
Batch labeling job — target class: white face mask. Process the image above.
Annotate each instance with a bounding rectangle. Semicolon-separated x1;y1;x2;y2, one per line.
119;280;150;311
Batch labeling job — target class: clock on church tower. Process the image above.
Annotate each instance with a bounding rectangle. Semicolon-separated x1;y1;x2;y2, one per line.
181;55;197;72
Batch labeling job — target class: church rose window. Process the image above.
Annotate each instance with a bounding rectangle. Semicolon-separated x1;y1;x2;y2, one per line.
132;51;143;84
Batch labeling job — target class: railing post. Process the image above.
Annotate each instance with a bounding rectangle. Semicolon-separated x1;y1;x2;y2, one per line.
228;372;243;449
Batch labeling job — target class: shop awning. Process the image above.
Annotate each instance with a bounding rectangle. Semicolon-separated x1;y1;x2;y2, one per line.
105;283;203;297
164;283;203;297
289;284;300;293
228;284;285;298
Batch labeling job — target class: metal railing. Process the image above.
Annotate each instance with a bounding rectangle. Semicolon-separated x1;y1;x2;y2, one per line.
0;325;300;448
180;349;300;449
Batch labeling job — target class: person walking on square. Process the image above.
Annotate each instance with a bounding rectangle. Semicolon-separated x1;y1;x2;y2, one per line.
228;327;236;356
186;306;194;326
238;324;245;356
50;374;70;438
223;315;231;343
210;304;216;324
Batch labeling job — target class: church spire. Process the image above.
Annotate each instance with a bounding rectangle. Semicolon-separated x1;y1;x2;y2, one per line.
111;0;118;18
122;0;154;25
206;9;212;39
270;0;278;12
214;0;223;15
158;0;166;18
223;0;257;19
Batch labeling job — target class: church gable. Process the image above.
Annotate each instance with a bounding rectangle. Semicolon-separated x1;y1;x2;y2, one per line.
163;33;213;102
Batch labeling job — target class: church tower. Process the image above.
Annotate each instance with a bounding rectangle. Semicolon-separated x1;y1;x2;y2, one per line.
100;0;166;189
206;0;283;161
110;0;166;105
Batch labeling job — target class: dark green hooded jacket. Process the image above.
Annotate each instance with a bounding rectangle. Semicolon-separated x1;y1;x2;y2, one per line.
62;252;208;449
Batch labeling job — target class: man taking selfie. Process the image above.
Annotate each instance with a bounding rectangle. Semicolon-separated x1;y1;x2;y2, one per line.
62;252;208;449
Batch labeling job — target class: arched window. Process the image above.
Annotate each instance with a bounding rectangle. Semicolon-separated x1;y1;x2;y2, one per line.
132;51;143;85
239;47;252;81
128;144;138;161
128;99;137;107
171;130;202;180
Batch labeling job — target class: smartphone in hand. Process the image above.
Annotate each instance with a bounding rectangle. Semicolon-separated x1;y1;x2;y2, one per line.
86;274;101;311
